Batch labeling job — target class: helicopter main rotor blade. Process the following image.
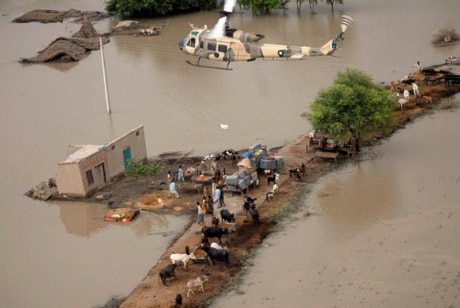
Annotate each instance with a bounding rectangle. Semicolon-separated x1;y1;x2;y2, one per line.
223;0;237;13
209;16;227;39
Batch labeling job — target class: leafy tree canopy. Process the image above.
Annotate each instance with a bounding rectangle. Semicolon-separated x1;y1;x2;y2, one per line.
106;0;217;17
307;68;396;152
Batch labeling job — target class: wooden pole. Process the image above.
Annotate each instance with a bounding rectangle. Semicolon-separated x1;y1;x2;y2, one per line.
99;37;111;114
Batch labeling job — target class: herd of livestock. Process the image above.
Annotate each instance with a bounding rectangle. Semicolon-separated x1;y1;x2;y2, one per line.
157;197;260;294
156;146;309;306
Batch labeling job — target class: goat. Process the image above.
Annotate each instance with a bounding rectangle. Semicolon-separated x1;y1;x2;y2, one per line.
170;246;195;270
186;275;209;297
249;207;260;226
423;95;432;104
159;263;178;286
211;216;219;227
157;197;165;209
175;294;182;307
202;226;225;243
201;245;230;266
264;191;274;203
289;168;301;179
242;197;257;215
267;172;279;185
220;208;235;223
221;149;239;161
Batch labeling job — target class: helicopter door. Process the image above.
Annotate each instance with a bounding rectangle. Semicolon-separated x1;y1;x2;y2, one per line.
185;37;198;54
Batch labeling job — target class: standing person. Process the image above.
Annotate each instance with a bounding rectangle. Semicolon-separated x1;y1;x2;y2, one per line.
207;194;214;215
219;185;225;208
167;170;172;182
413;60;422;72
178;166;184;183
168;180;180;199
211;159;217;175
200;196;208;216
213;185;221;209
196;201;204;224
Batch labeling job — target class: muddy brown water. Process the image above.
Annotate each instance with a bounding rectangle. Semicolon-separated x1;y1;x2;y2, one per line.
0;0;459;307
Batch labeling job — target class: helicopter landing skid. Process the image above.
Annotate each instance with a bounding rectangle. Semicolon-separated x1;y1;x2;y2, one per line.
186;60;232;71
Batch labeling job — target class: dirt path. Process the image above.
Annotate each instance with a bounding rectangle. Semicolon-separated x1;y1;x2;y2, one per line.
119;136;319;308
98;81;459;308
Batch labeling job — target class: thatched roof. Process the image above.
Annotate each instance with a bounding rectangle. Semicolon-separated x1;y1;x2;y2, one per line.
21;15;109;63
13;9;110;23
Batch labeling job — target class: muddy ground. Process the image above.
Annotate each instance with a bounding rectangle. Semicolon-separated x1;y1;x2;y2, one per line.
85;81;460;308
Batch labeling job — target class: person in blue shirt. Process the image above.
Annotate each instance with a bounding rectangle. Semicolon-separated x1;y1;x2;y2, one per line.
168;180;180;198
213;186;221;208
178;166;184;182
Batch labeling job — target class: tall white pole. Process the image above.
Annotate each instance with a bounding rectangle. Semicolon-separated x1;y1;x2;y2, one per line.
99;37;111;114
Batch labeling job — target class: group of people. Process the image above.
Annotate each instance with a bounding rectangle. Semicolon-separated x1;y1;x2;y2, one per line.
196;185;225;224
166;163;226;225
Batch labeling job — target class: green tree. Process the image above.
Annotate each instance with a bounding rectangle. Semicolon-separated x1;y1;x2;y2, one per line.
106;0;216;17
323;0;343;12
306;68;396;155
239;0;291;15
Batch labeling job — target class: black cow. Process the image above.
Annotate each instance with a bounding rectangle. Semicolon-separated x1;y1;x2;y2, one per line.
220;209;235;223
202;226;225;243
159;263;178;286
201;245;230;266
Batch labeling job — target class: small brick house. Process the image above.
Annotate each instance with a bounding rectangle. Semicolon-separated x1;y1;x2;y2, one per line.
55;125;147;197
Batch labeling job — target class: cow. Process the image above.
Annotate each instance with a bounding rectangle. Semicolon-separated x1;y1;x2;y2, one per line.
220;209;235;223
201;245;230;266
202;226;225;243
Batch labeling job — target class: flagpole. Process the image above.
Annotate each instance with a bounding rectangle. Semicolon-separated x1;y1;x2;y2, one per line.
99;37;111;114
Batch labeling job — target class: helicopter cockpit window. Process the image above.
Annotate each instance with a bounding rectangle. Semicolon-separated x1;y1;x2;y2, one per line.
218;45;228;53
187;37;196;48
207;42;216;51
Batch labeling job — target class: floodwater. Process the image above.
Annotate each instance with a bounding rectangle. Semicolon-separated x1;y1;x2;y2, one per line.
0;0;459;307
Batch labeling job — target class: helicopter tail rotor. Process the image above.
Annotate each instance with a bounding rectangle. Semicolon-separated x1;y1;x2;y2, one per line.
336;15;353;41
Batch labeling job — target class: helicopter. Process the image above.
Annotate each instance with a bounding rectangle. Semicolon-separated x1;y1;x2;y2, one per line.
178;0;353;70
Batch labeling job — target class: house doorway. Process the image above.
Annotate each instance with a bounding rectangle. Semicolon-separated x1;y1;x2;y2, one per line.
123;147;131;170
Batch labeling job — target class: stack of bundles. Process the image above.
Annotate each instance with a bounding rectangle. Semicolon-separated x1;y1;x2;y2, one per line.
226;175;239;187
259;158;276;170
238;170;251;187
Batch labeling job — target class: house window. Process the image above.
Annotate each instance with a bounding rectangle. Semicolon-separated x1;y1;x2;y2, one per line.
207;42;216;51
86;170;94;186
218;44;227;52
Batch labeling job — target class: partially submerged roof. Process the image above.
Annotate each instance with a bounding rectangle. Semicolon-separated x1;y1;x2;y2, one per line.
20;15;109;63
61;145;101;164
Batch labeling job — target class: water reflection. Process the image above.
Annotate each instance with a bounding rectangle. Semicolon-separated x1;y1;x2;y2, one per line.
52;200;188;238
53;201;108;237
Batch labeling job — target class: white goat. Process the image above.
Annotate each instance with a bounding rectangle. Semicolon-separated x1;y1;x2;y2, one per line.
186;275;209;297
170;253;195;271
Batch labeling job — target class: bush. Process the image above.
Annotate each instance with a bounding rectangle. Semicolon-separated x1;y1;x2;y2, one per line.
125;159;164;177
